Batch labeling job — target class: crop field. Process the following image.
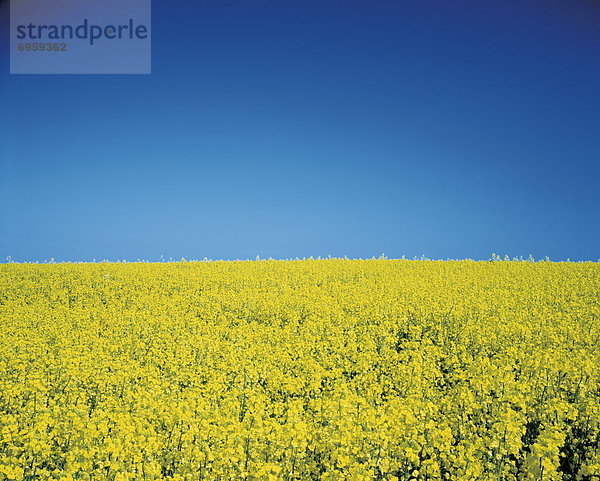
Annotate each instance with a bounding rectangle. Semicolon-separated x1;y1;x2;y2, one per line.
0;259;598;481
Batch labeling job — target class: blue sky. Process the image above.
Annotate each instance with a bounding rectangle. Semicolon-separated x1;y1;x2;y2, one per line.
1;0;599;262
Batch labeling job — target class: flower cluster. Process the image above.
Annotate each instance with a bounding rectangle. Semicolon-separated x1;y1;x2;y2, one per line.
0;259;598;480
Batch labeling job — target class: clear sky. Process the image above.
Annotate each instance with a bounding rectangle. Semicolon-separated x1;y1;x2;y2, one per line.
1;0;599;262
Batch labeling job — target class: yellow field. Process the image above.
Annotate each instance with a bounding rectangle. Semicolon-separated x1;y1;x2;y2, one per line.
0;260;598;481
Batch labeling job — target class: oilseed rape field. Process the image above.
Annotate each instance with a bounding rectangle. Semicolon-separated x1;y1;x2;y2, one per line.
0;260;598;481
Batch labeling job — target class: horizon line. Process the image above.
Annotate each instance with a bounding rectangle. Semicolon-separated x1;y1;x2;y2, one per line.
2;254;598;265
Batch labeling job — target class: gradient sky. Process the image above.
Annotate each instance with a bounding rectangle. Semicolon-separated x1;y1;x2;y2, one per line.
1;0;599;262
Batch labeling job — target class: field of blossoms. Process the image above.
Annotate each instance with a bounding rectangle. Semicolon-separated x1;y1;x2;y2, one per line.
0;259;598;481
